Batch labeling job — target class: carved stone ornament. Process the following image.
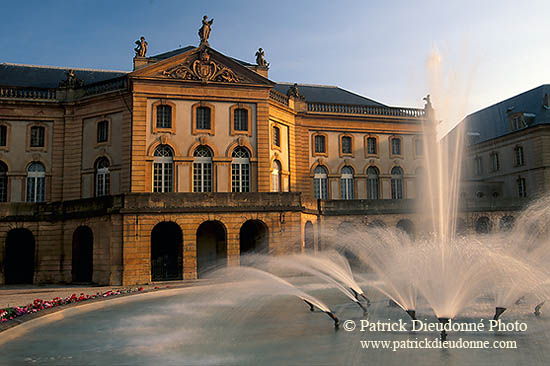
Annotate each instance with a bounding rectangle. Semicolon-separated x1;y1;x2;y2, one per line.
59;69;84;88
237;136;245;146
199;136;207;145
160;135;168;144
161;48;239;83
287;83;305;100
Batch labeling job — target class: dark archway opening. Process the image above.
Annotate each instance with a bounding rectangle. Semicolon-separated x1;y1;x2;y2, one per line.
72;226;93;283
396;219;415;238
5;228;35;284
240;220;269;255
475;216;492;234
197;221;227;277
499;216;515;232
304;221;314;252
151;222;183;281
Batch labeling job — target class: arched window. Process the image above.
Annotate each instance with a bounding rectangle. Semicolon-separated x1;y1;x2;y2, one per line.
340;166;354;200
366;166;379;199
95;157;110;197
271;160;282;192
153;145;174;192
0;161;7;202
156;105;172;128
232;147;250;192
193;146;213;192
26;162;45;202
391;166;403;199
313;166;328;199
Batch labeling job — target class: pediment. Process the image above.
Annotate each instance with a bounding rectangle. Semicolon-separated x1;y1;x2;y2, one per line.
130;46;273;86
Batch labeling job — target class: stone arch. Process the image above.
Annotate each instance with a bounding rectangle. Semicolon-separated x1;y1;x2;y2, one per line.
186;140;219;157
151;221;183;281
197;220;227;277
499;216;515;232
5;228;35;284
240;219;269;255
146;139;181;157
475;216;492;234
396;219;415;237
225;139;257;159
72;226;93;283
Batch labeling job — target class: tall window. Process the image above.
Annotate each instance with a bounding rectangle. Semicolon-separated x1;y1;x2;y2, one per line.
153;145;174;193
0;125;7;147
367;137;377;155
234;109;248;132
314;135;326;153
273;126;281;147
366;166;379;199
518;177;527;198
341;136;352;154
391;137;401;155
340;166;354;200
415;138;423;156
391;166;403;200
196;107;211;130
491;152;500;172
514;146;524;166
0;162;7;202
30;126;45;147
193;146;212;192
272;160;282;192
95;157;110;197
156;105;172;129
26;162;45;202
97;120;108;143
313;166;328;199
475;156;483;176
232;147;250;192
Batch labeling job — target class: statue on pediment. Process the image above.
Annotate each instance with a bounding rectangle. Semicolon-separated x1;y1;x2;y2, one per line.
134;36;148;57
423;94;432;110
255;48;269;67
198;16;214;46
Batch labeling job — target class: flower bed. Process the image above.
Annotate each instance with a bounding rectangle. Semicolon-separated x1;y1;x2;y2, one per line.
0;286;158;323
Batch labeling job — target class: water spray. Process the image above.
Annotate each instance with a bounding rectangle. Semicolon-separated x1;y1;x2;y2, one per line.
350;288;371;307
493;307;506;320
438;317;450;341
534;301;545;317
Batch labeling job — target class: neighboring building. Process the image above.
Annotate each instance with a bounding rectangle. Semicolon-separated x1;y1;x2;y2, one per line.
0;24;459;286
458;85;550;202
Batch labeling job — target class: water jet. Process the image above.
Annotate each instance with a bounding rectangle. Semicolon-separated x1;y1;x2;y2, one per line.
325;311;340;328
535;301;545;317
438;317;450;341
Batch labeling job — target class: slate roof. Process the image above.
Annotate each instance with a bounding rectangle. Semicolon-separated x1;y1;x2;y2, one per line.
149;46;255;67
464;85;550;144
274;83;386;107
0;63;128;88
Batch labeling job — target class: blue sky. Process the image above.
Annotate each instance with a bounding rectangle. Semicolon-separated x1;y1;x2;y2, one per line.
1;0;549;129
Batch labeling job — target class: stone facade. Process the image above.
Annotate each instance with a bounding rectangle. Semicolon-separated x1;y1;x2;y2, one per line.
0;39;524;286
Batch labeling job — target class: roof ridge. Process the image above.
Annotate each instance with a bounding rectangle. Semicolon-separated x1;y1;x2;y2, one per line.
276;82;338;88
0;62;129;74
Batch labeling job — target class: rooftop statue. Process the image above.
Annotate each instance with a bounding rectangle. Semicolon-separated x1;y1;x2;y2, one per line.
255;48;269;67
134;36;148;57
198;16;214;46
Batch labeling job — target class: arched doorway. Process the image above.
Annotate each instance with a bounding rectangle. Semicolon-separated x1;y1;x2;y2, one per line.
475;216;492;234
72;226;93;283
151;222;183;281
197;221;227;277
499;216;515;232
304;221;314;252
396;219;415;238
240;220;269;255
5;228;35;284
